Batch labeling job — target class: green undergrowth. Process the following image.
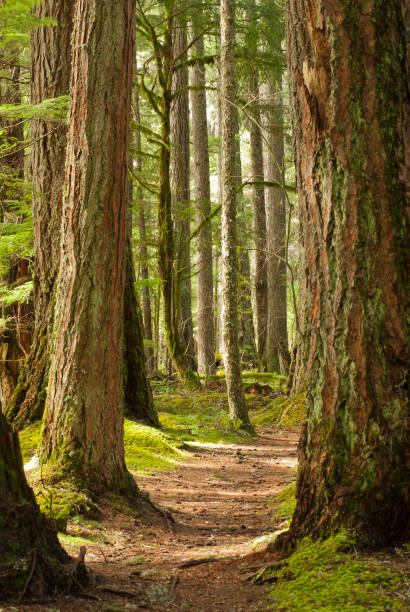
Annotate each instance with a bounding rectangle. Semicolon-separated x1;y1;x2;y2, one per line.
251;392;306;429
156;390;261;443
19;420;41;463
266;532;409;611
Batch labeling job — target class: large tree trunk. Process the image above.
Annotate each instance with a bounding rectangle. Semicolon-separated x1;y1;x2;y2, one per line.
220;0;254;433
190;27;215;379
171;8;196;371
263;78;289;374
40;0;137;494
0;412;87;600
284;0;410;547
6;0;72;427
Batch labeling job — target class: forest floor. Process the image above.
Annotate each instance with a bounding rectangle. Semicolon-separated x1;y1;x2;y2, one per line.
4;374;410;611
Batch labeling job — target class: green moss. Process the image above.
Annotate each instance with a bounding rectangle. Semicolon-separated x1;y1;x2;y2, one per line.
124;419;187;474
19;421;41;463
251;393;306;429
276;393;306;429
267;532;409;611
269;482;296;520
58;532;103;549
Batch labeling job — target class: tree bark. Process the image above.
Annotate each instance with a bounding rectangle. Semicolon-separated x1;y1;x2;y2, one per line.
220;0;254;433
246;6;268;368
134;83;155;376
284;0;410;547
156;1;200;390
190;27;215;378
171;8;196;371
0;412;87;600
233;109;257;368
40;0;137;493
6;0;72;427
263;78;289;374
124;234;159;427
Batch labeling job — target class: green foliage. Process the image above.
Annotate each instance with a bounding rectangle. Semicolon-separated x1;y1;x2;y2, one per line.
0;96;69;122
0;0;55;49
0;280;32;306
267;532;409;611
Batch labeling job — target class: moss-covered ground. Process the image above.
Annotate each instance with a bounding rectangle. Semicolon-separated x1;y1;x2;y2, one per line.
265;532;409;611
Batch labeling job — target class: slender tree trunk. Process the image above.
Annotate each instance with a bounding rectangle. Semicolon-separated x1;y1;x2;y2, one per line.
220;0;254;433
263;78;289;374
246;7;268;368
134;83;155;376
0;413;87;599
157;1;200;390
124;233;159;426
171;8;196;371
233;109;257;368
283;0;410;547
190;26;215;379
6;0;72;427
40;0;137;493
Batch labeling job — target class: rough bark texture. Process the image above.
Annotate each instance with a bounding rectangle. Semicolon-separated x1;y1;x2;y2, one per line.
220;0;253;433
190;28;215;378
285;0;410;546
263;79;289;374
157;2;200;390
40;0;136;493
171;9;196;371
134;84;155;376
124;234;159;427
233;110;257;367
247;61;268;368
0;412;87;600
6;0;72;427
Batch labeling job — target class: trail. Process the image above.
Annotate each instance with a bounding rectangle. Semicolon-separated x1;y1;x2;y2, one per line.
18;427;299;612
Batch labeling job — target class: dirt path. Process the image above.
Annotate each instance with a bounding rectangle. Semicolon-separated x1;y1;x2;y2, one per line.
17;427;299;612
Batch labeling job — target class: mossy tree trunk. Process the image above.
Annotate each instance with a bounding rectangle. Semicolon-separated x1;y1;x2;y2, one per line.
134;81;155;376
220;0;254;434
246;0;268;369
233;109;257;368
6;0;72;427
124;234;159;427
149;0;200;390
0;413;86;601
285;0;410;546
263;78;290;375
40;0;137;493
190;25;216;380
171;6;196;372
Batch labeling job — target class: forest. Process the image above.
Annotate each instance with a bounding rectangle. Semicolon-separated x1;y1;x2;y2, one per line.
0;0;409;610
